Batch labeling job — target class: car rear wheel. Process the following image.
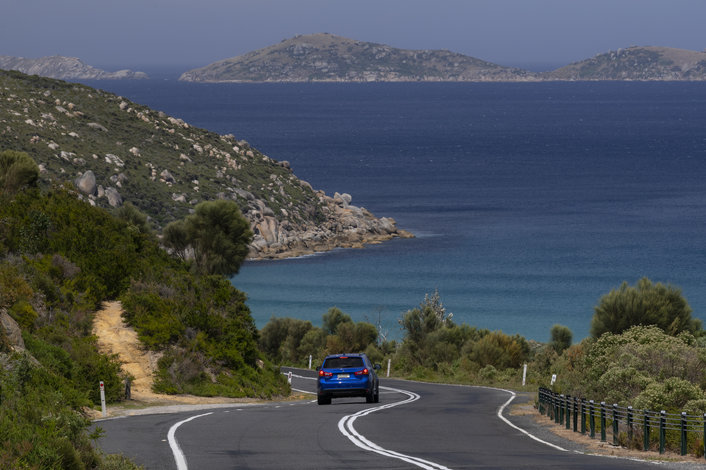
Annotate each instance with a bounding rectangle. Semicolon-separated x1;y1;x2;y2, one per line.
373;386;379;403
318;395;331;405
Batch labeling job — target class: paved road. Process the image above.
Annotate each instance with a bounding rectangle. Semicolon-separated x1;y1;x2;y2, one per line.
94;369;651;469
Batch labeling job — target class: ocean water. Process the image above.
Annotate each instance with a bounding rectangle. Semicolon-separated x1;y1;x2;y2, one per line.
87;80;706;342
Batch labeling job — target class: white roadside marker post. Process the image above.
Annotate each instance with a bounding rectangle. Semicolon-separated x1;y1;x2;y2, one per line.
99;381;107;417
522;363;527;386
288;371;292;385
308;355;312;369
387;358;391;378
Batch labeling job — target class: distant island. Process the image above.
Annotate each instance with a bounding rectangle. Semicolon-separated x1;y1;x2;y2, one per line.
179;33;706;83
179;33;536;82
549;46;706;81
0;55;148;80
3;36;705;83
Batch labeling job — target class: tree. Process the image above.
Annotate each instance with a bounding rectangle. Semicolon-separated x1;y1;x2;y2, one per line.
549;324;573;354
0;150;39;195
590;277;701;338
162;219;190;262
399;289;453;345
115;201;152;234
162;200;253;276
322;307;352;335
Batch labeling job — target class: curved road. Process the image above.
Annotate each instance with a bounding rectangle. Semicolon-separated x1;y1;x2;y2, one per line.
94;369;649;469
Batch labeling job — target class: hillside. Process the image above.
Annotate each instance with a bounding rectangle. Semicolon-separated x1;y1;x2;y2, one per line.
0;178;287;467
546;46;706;81
179;33;536;82
0;69;410;258
0;55;148;80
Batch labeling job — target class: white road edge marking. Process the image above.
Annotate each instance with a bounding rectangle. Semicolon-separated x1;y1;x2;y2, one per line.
493;388;568;452
168;412;213;470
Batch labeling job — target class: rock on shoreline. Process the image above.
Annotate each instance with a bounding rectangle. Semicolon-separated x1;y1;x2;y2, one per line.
247;190;413;259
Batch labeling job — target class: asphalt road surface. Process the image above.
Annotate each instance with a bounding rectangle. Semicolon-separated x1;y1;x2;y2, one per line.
94;369;652;469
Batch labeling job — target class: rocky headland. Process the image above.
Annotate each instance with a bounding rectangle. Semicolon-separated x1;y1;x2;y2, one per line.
0;69;411;260
0;55;148;80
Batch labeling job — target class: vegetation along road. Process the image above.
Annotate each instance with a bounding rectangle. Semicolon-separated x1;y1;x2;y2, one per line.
94;368;652;469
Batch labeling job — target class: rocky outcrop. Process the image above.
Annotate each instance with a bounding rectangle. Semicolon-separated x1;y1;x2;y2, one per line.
0;311;25;352
246;190;413;259
180;33;536;83
0;55;148;80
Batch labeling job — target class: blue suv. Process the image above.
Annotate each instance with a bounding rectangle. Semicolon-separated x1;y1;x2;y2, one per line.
316;353;381;405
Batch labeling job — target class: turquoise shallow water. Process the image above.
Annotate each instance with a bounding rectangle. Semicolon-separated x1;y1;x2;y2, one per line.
87;80;706;342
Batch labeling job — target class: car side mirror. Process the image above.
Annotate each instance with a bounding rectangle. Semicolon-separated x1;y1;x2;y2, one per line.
315;366;320;371
374;364;381;370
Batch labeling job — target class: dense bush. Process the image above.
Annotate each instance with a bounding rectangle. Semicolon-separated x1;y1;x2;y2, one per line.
547;325;706;411
258;307;385;367
0;150;39;195
591;277;701;338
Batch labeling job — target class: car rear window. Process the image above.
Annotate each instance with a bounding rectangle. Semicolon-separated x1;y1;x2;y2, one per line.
323;357;364;369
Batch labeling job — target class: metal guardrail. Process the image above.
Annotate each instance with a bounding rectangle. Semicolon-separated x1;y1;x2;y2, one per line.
538;387;706;457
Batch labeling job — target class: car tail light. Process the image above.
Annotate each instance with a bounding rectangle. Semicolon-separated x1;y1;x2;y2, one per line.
319;370;333;377
354;368;369;376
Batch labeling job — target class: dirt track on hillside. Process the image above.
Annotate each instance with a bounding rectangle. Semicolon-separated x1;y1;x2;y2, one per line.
91;301;252;412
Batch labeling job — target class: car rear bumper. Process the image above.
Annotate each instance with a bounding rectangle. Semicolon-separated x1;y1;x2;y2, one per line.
318;378;372;397
318;387;369;398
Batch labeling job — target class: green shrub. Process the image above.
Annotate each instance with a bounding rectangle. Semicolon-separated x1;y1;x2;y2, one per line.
633;378;704;412
8;300;38;331
591;278;701;338
549;324;572;354
468;331;529;370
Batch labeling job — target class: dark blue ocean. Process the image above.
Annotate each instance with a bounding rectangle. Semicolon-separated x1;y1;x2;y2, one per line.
86;80;706;342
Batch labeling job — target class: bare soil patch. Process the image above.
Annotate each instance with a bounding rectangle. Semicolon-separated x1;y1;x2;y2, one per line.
91;301;257;417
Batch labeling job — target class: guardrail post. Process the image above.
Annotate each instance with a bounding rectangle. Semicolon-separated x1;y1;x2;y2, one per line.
565;395;571;430
573;397;578;432
612;403;619;446
559;395;565;425
589;400;596;438
681;412;687;456
643;410;650;451
600;401;607;442
659;410;666;454
555;395;560;424
581;400;586;434
703;414;706;459
627;406;633;443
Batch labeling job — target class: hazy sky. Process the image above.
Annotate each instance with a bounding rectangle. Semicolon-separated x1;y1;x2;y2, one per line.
2;0;705;72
